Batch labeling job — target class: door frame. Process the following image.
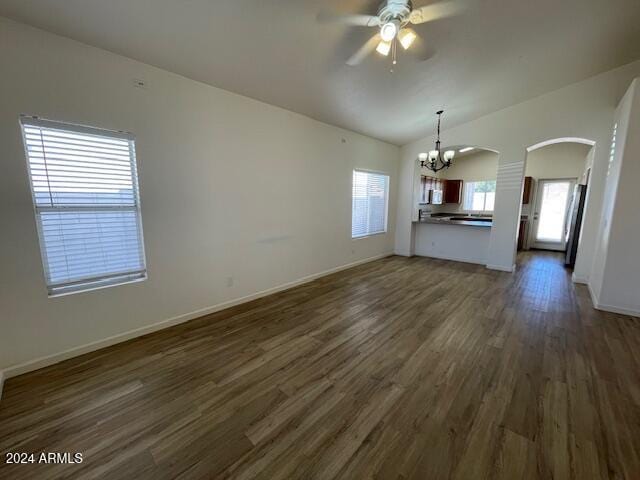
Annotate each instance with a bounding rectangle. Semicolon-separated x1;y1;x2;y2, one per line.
531;177;577;251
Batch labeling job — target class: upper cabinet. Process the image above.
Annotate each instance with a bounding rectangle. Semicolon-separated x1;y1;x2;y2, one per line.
420;175;433;203
522;176;533;204
420;177;464;205
444;179;463;204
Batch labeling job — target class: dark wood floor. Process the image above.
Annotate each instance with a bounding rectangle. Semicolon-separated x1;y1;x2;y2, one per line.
1;252;639;479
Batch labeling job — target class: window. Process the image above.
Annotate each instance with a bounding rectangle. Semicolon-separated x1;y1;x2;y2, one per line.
463;180;496;212
20;117;147;296
352;170;389;238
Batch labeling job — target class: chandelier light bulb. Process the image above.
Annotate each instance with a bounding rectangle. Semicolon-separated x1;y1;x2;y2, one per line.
423;111;454;173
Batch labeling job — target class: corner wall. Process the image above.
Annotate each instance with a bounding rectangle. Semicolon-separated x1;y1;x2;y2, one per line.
0;18;400;374
590;79;640;315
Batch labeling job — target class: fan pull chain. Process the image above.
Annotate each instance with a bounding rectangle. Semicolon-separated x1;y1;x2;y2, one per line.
390;38;397;72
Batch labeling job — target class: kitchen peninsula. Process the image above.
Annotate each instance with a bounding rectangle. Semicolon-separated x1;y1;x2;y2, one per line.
413;212;493;265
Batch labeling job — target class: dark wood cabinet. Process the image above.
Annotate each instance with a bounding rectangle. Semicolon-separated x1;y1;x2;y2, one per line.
522;176;533;204
420;175;430;203
420;175;436;204
421;177;463;205
517;219;528;250
443;179;463;204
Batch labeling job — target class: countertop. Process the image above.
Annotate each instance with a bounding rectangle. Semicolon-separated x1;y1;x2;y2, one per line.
414;213;493;228
415;217;493;228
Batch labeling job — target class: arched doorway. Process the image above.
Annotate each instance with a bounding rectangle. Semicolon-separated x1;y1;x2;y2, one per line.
516;137;596;279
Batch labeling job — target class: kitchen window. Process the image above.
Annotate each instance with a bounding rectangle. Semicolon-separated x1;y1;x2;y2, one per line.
463;180;496;212
352;170;389;238
20;116;147;296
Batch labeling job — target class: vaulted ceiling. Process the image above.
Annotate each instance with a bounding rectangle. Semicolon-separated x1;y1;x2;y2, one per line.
1;0;639;144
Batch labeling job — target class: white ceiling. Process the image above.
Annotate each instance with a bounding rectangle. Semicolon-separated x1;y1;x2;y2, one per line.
1;0;639;145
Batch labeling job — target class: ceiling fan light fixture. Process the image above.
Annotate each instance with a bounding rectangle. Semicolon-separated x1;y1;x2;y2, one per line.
398;29;417;50
380;21;398;42
376;40;392;56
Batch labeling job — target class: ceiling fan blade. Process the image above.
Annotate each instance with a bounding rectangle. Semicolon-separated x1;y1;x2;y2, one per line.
317;11;380;27
409;1;463;25
346;34;382;66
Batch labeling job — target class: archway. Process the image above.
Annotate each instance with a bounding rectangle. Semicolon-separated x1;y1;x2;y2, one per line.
412;144;501;265
515;137;596;282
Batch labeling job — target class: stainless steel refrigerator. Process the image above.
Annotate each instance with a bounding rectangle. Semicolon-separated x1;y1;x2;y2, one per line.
565;184;587;267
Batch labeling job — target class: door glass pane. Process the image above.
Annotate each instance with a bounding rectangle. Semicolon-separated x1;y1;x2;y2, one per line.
536;181;570;242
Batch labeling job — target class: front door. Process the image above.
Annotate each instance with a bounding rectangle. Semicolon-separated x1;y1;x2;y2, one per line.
532;179;576;251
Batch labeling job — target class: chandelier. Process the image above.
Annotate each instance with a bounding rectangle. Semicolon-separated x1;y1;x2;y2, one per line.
419;110;455;173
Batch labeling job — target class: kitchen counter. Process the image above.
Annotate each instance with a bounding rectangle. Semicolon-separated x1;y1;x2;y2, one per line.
415;217;493;228
413;214;492;265
414;213;493;228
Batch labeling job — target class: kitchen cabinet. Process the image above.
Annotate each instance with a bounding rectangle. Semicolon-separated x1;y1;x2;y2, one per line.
517;219;528;250
420;175;428;203
421;177;463;205
443;179;463;204
522;176;533;204
420;175;436;204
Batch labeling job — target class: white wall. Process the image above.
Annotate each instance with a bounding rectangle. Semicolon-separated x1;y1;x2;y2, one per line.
438;150;499;182
0;18;400;373
414;224;491;265
525;143;591;180
396;60;640;283
590;79;640;315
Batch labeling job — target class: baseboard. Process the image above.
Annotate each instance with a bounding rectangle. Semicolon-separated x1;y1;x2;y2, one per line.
587;282;600;310
587;285;640;317
486;263;516;273
595;303;640;317
414;252;486;266
1;252;393;383
572;273;589;285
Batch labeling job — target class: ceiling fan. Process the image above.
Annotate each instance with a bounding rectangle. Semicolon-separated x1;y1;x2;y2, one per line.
319;0;462;67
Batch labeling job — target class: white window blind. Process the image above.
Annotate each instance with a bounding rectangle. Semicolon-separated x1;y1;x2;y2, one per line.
352;170;389;238
463;180;496;212
20;117;147;295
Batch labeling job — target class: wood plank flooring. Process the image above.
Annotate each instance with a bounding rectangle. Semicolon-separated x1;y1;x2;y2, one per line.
1;252;639;479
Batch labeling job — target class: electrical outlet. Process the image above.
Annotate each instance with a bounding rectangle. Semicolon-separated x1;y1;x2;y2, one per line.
226;276;234;288
133;79;147;89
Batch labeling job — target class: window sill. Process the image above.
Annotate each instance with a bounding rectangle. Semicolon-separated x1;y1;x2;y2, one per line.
48;273;147;298
352;231;387;240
